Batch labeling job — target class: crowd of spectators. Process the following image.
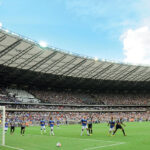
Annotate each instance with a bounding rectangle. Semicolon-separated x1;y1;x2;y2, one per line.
3;111;150;125
30;90;84;104
93;93;150;105
1;88;149;127
30;90;150;105
1;88;150;105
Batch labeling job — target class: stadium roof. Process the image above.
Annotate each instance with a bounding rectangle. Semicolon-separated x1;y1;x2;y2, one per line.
0;28;150;83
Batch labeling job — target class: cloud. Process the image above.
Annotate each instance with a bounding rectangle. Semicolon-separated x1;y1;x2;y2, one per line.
0;22;2;28
58;0;150;64
121;26;150;65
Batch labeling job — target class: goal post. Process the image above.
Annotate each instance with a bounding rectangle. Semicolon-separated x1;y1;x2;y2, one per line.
0;106;5;146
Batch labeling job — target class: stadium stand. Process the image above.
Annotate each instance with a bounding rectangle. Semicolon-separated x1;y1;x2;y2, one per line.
30;90;150;105
0;88;40;103
6;88;40;103
0;28;150;126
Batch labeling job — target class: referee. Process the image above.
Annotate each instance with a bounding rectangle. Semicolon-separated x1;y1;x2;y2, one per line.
88;116;93;135
10;119;15;135
21;118;26;136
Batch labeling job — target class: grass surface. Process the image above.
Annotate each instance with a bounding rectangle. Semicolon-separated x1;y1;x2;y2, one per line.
0;122;150;150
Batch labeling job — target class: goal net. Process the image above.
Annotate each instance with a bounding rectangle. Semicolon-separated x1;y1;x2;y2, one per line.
0;106;5;146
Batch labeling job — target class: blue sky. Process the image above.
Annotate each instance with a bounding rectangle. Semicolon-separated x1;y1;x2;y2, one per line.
0;0;150;64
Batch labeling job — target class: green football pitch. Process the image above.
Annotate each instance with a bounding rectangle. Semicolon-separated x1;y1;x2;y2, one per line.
0;122;150;150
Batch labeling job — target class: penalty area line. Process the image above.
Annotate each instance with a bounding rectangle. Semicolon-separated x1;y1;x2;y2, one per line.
56;136;124;143
83;142;125;150
26;134;125;143
1;145;24;150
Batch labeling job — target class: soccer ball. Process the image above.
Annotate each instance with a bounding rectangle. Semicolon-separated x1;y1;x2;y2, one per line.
56;142;61;147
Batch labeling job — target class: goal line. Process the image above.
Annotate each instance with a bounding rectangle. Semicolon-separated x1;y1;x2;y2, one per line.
1;145;24;150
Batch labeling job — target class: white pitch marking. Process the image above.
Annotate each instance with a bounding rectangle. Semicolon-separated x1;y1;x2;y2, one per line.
27;133;125;143
56;136;123;143
6;133;126;150
2;145;24;150
83;142;125;150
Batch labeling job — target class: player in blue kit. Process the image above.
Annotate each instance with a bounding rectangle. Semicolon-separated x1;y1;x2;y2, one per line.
56;118;60;128
81;116;89;136
40;118;46;134
5;120;9;133
108;117;115;135
49;117;55;136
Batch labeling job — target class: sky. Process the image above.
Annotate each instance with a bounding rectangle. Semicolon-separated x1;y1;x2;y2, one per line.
0;0;150;65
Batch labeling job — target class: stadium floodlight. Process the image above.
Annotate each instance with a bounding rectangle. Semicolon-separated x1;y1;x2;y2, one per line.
4;29;9;33
39;41;48;48
94;57;98;61
11;32;18;36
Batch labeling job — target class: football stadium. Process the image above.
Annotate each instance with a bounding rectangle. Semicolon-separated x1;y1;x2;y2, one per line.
0;1;150;150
